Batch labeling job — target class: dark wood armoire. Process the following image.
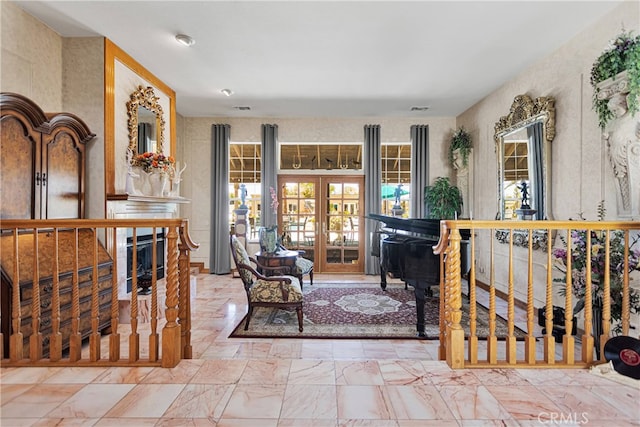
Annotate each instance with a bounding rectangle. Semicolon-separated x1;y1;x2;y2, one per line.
0;92;94;219
0;93;113;358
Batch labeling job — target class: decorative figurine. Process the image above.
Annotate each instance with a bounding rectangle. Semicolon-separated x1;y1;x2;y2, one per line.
239;183;248;208
519;181;531;209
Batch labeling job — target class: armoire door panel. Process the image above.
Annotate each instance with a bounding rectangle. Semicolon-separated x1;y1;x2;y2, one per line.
0;116;38;219
44;132;84;219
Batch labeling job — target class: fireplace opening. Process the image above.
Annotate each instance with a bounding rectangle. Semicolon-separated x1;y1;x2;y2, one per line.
126;229;165;294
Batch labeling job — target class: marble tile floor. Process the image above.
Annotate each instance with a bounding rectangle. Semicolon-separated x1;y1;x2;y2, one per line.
1;273;638;426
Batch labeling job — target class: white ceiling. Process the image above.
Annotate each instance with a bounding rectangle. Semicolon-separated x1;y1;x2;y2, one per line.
13;0;622;118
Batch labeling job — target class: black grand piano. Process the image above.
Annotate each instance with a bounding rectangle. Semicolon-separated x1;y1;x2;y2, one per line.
369;213;470;337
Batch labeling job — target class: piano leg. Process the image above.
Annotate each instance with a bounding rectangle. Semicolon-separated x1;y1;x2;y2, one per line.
380;260;387;290
413;283;427;338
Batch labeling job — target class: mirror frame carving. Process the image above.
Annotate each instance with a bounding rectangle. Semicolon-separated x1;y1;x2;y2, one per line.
126;85;165;156
494;94;555;249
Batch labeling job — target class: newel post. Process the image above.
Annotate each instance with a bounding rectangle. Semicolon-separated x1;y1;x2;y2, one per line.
445;226;465;368
162;225;181;367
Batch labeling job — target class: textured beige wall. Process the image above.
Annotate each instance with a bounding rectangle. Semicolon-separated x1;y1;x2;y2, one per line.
180;116;456;269
62;37;105;219
457;1;639;307
1;1;62;110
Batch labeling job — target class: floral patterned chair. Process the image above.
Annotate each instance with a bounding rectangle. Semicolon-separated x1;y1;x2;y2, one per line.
293;254;314;287
230;234;304;332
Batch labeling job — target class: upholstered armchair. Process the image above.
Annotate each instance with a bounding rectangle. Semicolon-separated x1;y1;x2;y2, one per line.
230;235;304;332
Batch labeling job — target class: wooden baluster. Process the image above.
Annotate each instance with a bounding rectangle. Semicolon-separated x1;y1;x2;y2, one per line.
525;226;536;364
506;229;516;364
49;228;62;361
467;223;478;364
438;237;447;361
149;227;159;362
89;228;101;361
544;227;556;363
582;230;594;363
487;228;497;364
162;225;182;368
129;228;140;362
29;229;42;361
621;229;630;335
562;228;575;364
10;228;23;362
179;221;192;359
109;226;121;362
600;230;612;360
69;229;82;361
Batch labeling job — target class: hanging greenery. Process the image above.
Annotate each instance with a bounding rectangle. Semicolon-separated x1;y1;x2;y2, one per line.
590;30;640;129
448;126;472;168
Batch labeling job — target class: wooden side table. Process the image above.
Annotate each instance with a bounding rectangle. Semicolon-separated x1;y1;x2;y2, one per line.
255;249;300;281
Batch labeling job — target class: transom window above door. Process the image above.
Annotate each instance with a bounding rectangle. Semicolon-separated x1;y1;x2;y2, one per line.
279;143;363;171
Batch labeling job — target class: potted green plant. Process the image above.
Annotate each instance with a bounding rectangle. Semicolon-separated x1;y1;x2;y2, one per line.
448;126;472;168
424;177;463;219
591;30;640;129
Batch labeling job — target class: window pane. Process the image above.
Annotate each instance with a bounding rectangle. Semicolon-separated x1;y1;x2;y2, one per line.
280;143;362;171
381;142;411;217
229;142;262;236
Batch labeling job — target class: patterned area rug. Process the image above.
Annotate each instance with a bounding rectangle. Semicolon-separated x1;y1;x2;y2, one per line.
229;283;524;339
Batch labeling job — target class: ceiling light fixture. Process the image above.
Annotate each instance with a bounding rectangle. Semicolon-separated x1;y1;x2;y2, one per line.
175;34;195;47
233;106;251;111
410;106;430;111
221;89;233;97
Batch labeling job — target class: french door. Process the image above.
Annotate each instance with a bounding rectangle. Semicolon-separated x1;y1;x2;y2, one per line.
278;175;364;273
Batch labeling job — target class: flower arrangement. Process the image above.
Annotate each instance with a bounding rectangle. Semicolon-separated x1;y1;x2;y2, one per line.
590;30;640;129
552;204;640;333
133;151;175;173
448;126;473;168
269;186;279;215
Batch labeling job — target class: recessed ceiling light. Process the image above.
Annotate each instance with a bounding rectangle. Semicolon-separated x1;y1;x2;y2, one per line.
410;106;430;111
221;89;233;97
175;34;195;47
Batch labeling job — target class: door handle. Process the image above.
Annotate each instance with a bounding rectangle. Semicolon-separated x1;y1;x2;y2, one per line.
36;172;41;185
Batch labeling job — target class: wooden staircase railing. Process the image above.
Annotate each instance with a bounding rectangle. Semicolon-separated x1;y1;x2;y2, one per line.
0;218;198;368
435;220;639;369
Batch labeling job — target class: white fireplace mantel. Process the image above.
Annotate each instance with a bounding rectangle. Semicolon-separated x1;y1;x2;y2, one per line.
107;196;189;296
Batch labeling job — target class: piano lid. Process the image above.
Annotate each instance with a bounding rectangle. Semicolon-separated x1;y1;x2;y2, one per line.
367;213;440;236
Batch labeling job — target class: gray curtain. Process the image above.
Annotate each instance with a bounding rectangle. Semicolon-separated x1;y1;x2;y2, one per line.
261;124;278;227
364;124;381;275
528;121;545;220
410;125;429;218
210;124;231;274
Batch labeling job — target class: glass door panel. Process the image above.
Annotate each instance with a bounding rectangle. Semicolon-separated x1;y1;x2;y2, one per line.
278;175;363;274
280;178;318;265
321;178;363;273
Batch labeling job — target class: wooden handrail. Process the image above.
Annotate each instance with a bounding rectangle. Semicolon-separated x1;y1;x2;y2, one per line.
0;218;198;368
436;219;639;369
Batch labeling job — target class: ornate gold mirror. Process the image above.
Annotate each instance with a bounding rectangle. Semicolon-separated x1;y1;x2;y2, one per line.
127;85;165;156
495;94;555;221
494;94;555;250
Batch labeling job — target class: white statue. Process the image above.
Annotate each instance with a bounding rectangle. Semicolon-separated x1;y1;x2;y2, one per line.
169;161;187;197
125;147;143;195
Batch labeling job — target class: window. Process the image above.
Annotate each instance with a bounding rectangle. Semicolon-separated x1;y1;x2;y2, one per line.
381;142;411;217
229;143;262;234
279;143;363;171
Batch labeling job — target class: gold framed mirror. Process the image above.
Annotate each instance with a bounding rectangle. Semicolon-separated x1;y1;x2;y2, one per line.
495;94;555;221
126;85;165;156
